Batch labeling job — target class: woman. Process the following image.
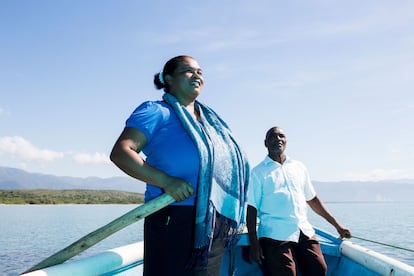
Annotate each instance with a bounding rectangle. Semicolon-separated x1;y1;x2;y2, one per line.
110;55;249;275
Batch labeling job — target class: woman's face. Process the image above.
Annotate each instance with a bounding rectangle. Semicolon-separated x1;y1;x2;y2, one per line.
167;57;204;103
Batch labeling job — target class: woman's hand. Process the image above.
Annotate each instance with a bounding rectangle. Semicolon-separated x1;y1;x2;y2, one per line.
161;175;194;202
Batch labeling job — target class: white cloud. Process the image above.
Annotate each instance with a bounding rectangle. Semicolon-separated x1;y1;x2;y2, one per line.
0;136;64;161
73;152;111;164
0;136;111;170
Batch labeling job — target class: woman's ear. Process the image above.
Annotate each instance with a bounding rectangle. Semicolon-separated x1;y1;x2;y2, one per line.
165;75;173;86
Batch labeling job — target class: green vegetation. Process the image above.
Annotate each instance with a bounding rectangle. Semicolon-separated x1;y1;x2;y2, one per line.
0;190;144;204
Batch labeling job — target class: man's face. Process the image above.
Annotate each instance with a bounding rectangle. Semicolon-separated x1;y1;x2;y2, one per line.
265;127;287;155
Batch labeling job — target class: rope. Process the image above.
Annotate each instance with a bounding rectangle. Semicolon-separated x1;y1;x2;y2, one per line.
352;235;414;253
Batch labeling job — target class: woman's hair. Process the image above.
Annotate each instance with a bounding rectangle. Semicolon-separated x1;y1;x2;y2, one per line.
153;55;194;92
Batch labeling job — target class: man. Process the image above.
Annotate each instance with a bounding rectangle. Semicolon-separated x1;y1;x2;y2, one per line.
246;126;351;276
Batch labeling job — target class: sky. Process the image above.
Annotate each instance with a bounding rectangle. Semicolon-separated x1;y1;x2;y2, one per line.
1;0;413;182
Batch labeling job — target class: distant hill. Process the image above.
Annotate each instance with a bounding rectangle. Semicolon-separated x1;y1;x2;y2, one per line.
0;189;144;204
0;166;145;193
1;166;414;202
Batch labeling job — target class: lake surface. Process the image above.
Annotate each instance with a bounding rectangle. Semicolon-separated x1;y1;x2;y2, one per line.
1;202;413;275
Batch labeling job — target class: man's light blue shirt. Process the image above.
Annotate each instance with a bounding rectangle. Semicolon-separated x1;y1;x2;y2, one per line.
247;156;316;242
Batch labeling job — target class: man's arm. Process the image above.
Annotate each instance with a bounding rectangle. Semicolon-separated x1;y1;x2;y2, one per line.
246;205;264;264
307;196;351;239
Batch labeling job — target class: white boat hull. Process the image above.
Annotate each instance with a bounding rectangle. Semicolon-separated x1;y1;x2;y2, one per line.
21;229;414;276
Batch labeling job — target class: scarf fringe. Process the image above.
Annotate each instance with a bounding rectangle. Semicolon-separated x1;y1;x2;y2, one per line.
186;209;244;270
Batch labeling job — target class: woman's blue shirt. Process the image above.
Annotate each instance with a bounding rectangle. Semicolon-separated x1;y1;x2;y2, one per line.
125;100;199;205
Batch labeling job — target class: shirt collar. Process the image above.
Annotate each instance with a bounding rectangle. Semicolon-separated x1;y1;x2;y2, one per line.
263;155;291;166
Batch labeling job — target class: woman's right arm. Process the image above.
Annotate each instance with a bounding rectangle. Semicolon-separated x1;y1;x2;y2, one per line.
110;127;194;201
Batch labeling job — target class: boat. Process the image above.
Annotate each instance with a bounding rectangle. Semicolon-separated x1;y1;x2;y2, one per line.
21;227;414;276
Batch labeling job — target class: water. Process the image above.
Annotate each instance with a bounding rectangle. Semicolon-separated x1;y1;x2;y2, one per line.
0;205;144;276
1;203;413;275
308;202;414;267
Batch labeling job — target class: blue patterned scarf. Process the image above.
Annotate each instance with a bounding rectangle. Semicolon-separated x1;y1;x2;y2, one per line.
163;93;249;267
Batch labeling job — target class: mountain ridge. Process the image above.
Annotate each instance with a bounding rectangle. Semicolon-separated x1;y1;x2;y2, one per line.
1;166;413;202
0;166;146;193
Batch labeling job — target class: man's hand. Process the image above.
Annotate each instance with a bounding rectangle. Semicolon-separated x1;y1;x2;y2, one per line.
249;240;264;265
337;225;352;239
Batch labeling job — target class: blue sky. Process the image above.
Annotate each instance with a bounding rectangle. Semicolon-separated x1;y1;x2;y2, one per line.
1;1;413;182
